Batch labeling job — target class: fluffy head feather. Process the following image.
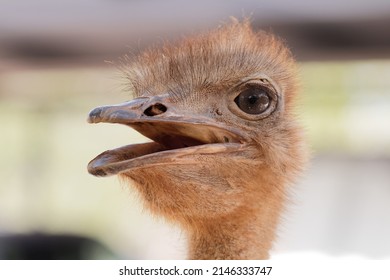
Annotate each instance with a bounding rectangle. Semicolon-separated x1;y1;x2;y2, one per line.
121;19;298;108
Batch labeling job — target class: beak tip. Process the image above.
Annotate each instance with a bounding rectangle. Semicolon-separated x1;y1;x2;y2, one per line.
87;160;109;177
87;107;103;123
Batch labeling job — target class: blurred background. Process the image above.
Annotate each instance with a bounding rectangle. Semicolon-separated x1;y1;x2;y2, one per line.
0;0;389;259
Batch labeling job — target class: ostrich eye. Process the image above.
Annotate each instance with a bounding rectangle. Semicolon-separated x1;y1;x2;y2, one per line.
234;88;270;115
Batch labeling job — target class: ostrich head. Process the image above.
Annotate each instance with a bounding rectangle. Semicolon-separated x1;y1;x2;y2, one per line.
87;20;307;259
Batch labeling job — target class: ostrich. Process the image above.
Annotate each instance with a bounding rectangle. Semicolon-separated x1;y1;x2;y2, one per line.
87;20;307;259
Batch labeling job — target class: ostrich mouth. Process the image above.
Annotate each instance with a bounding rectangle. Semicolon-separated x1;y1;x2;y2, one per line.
87;101;246;177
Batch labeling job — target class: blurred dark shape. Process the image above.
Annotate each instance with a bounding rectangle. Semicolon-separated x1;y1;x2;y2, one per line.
5;40;88;60
260;17;390;61
4;18;390;64
1;1;390;68
0;233;117;260
3;18;390;64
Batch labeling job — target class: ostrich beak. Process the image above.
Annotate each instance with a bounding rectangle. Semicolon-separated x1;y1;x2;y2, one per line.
87;98;148;125
87;96;246;177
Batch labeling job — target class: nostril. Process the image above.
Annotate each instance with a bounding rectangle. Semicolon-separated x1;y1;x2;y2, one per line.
143;103;167;116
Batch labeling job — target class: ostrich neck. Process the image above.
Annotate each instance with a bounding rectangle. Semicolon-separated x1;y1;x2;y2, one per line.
187;205;282;260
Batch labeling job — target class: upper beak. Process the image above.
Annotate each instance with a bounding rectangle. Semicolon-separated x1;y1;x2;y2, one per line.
88;97;153;124
87;95;215;128
87;95;247;144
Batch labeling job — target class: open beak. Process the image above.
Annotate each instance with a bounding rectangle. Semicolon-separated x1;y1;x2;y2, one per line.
87;96;246;177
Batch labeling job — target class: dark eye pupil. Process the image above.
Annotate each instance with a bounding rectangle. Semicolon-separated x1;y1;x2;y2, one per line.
248;95;258;105
234;88;270;114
